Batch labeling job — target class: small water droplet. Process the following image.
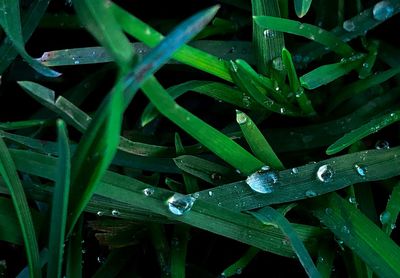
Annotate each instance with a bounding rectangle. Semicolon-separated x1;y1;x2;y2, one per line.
391;223;397;230
208;191;213;197
299;23;305;30
111;209;120;217
143;188;155;196
167;193;195;216
263;29;275;38
291;167;299;174
236;268;242;275
97;256;106;264
343;20;355;32
348;196;357;204
373;1;394;21
211;172;222;181
354;164;367;177
305;190;317;198
272;57;283;71
375;140;390;149
242;96;251;107
236;110;247;124
96;211;104;216
380;211;391;224
245;167;278;194
317;164;334;182
74;60;80;65
362;62;369;68
341;225;350;234
280;107;285;114
192;192;200;199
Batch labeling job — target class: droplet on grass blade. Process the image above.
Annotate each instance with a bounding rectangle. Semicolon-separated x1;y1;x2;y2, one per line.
373;1;394;21
354;164;367;177
343;20;355;32
245;166;278;194
316;164;334;182
380;211;391;224
143;188;154;196
167;193;195;216
375;140;390;149
305;190;317;198
236;110;247;124
111;209;120;217
263;29;275;38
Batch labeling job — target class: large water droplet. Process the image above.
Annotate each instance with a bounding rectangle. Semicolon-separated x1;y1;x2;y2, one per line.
373;1;394;21
375;140;390;149
316;164;334;182
354;164;367;177
167;193;195;216
245;166;278;194
380;211;391;224
291;167;299;174
263;29;275;38
236;110;247;124
343;20;355;32
143;188;155;196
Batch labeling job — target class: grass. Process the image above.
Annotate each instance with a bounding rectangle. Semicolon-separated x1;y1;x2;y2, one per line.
0;0;399;277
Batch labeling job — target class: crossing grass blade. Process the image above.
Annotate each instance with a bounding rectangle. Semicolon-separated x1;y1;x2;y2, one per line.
0;0;60;77
250;206;321;278
294;0;313;18
254;16;354;57
47;120;71;278
309;193;400;278
0;119;51;130
66;217;83;278
326;110;400;155
221;247;259;277
0;137;41;277
381;184;400;236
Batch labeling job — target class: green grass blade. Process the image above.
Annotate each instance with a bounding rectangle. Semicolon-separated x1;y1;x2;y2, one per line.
326;110;400;155
47;120;71;278
300;57;364;90
294;0;312;18
221;247;259;277
0;119;50;130
381;184;400;235
250;206;321;278
0;0;60;77
358;40;379;79
316;242;335;278
66;217;83;278
236;110;284;169
254;16;354;57
0;137;41;277
141;76;264;175
309;193;400;278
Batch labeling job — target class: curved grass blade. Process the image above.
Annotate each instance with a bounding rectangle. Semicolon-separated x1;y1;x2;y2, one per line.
254;16;354;57
326;110;400;155
0;137;41;277
47;120;71;278
381;184;400;235
0;0;60;77
250;206;321;278
300;56;364;90
309;193;400;278
221;247;259;277
295;0;313;18
141;76;264;175
236;110;284;169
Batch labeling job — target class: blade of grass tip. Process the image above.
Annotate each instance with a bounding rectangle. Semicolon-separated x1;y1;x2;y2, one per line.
326;109;400;155
236;110;284;169
254;16;354;57
221;247;259;277
250;206;321;278
72;0;135;70
281;48;316;115
381;184;400;235
66;217;83;278
316;242;335;278
295;0;313;18
309;193;400;278
47;120;71;278
0;0;60;77
300;55;364;90
141;76;264;175
111;3;233;82
0;137;41;277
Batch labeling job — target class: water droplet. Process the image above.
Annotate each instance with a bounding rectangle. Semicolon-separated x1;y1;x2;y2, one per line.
299;23;305;30
82;249;86;254
263;29;275;38
167;193;195;216
317;164;334;182
341;225;350;234
380;211;391;224
236;268;242;275
343;20;355;32
211;172;222;181
305;190;317;198
192;192;200;199
236;110;247;124
242;96;251;107
96;211;104;216
111;209;120;217
97;256;106;264
291;167;299;174
354;164;367;177
373;1;394;21
362;62;369;69
272;57;283;71
245;167;278;194
375;140;390;149
280;107;286;114
74;60;80;65
391;223;397;230
348;196;357;204
143;188;155;196
208;191;213;197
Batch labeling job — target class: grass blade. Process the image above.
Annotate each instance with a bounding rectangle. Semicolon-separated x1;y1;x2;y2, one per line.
254;16;354;57
381;184;400;235
250;206;321;277
295;0;313;18
47;120;71;278
0;0;60;77
66;217;83;278
0;137;41;277
221;247;259;277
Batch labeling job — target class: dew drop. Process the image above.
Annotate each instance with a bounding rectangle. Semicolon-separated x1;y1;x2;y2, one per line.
236;268;242;275
210;172;222;181
272;57;283;71
291;167;299;174
373;1;394;21
341;225;350;234
375;140;390;149
343;20;355;32
97;256;106;264
379;211;391;225
242;96;251;107
280;107;285;114
143;188;155;196
192;192;200;199
305;190;317;198
111;209;120;217
354;164;367;177
316;164;334;182
299;23;305;30
167;193;195;216
236;110;247;124
96;211;104;216
263;29;275;38
348;196;357;204
362;62;369;69
391;223;397;230
245;166;278;194
208;191;213;197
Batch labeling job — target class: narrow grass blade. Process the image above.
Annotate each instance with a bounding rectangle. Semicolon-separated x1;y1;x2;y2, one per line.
111;3;233;82
221;247;259;277
0;137;41;277
250;206;321;278
316;242;335;278
358;40;379;79
236;110;284;169
309;193;400;278
326;110;400;155
66;217;83;278
47;120;71;278
16;249;49;278
295;0;313;18
171;224;190;278
141;76;264;175
281;48;316;115
254;16;354;57
0;0;60;77
300;57;364;90
0;119;50;130
72;0;135;70
381;184;400;235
